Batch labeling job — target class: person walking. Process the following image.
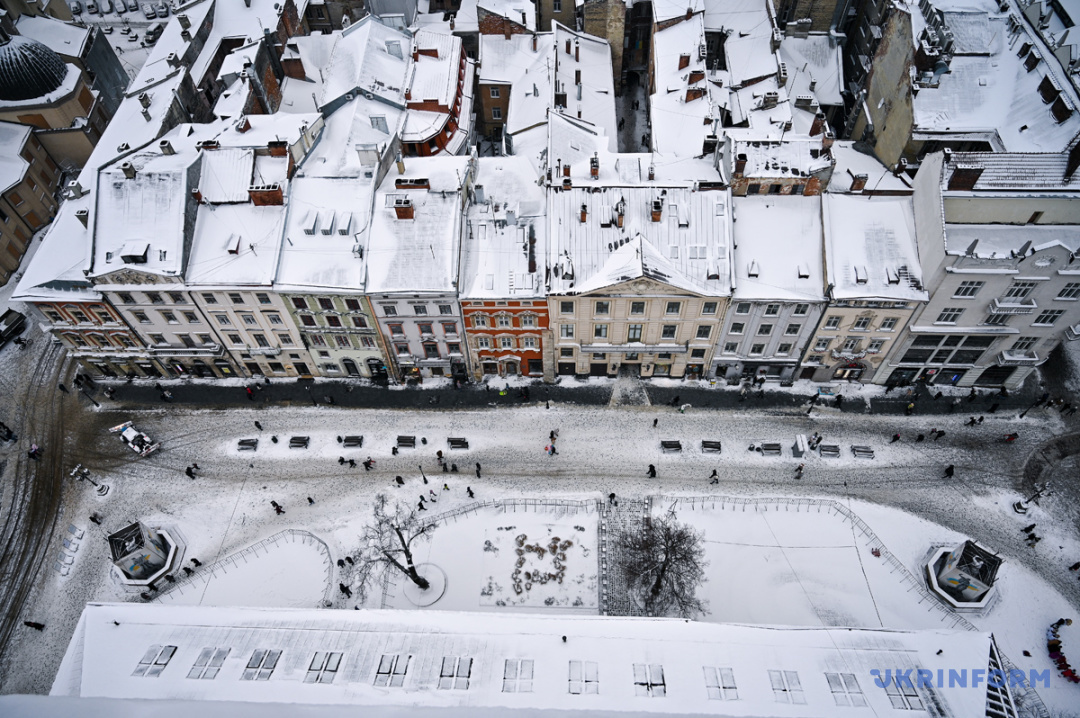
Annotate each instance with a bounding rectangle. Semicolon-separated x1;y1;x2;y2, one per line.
255;421;263;431
653;418;658;428
709;469;719;484
338;456;346;466
890;433;901;443
933;430;946;441
943;465;955;478
989;403;999;414
395;476;405;486
307;497;315;505
246;387;254;401
475;462;481;478
429;489;438;502
916;434;925;442
348;459;356;468
442;483;450;491
58;383;69;393
417;500;426;511
794;463;804;479
905;403;915;416
966;417;977;426
191;558;202;567
23;621;45;631
977;416;984;424
89;513;102;525
185;466;195;479
466;486;475;498
647;464;657;478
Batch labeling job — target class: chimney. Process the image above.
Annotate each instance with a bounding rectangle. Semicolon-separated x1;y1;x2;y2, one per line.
141;108;152;122
651;199;663;222
450;14;455;30
849;173;868;192
66;180;86;198
181;29;191;41
893;158;908;177
947;164;984;191
575;69;581;85
236;115;251;133
504;19;511;40
138;92;151;108
579;203;588;223
166;52;180;68
575;40;579;62
412;46;419;61
191;188;203;202
394;197;414;220
75;208;89;227
159;139;175;155
532;34;537;52
648;164;655;181
686;87;705;102
178;13;190;29
243;0;250;6
678;53;690;70
686;6;692;19
821;129;835;150
810;111;826;136
688;70;704;84
248;184;284;205
590;153;599;179
396;152;406;175
563;163;571;178
121;161;136;179
734;153;747;177
565;39;572;55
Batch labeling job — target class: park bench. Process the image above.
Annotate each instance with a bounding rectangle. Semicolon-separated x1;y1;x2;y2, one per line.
760;442;783;456
851;445;875;459
661;440;683;453
792;434;809;458
701;440;722;454
289;436;310;449
397;435;416;449
342;435;364;448
447;437;469;450
818;444;841;458
238;438;258;451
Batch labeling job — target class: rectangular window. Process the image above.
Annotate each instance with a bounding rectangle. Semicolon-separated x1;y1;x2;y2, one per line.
229;334;243;345
133;311;150;324
442;322;458;334
813;338;830;351
160;311;178;324
496;315;511;328
568;660;599;695
633;664;666;697
374;654;411;687
521;315;536;328
489;87;501;98
750;343;765;355
418;323;433;335
594;324;608;339
595;301;610;315
704;667;738;700
666;301;681;315
241;649;281;681
701;301;717;315
868;339;885;353
198;334;213;345
299;315;316;327
477;336;491;349
266;313;283;325
256;293;271;305
729;322;744;335
146;292;164;304
1058;283;1080;300
522;336;537;349
318;298;334;311
630;301;646;315
491;107;503;121
503;659;534;692
133;645;177;677
785;323;801;335
278;334;294;346
554;0;561;10
842;337;861;351
793;303;808;316
383;305;397;316
305;652;342;684
852;316;871;331
661;325;677;339
395;343;409;354
560;301;574;314
292;297;307;310
249;333;267;347
936;308;964;324
560;324;575;338
438;657;473;690
764;304;780;316
500;337;513;349
880;317;898;331
439;305;453;315
776;343;792;356
723;342;738;353
473;315;489;328
696;325;711;339
187;648;230;680
757;324;773;335
335;335;351;348
352;316;368;328
241;314;257;326
413;305;428;315
215;314;231;326
560;348;574;357
1004;281;1037;299
1034;310;1064;325
735;302;751;315
769;670;805;704
228;293;243;305
623;324;642;341
118;292;136;305
1013;336;1038;351
882;673;923;710
169;292;186;304
824;316;841;329
424;343;439;358
826;672;867;707
953;281;984;298
691;348;706;358
183;311;199;323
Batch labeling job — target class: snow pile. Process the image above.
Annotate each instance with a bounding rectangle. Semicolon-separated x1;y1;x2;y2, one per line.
479;518;596;609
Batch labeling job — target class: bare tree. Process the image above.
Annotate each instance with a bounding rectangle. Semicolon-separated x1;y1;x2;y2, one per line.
351;494;436;602
616;514;707;618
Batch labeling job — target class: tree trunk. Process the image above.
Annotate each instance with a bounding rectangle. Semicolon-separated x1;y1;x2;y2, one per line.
648;553;669;610
395;525;430;590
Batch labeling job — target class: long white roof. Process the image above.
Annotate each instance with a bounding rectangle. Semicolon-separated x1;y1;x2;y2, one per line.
731;195;825;302
53;603;1001;718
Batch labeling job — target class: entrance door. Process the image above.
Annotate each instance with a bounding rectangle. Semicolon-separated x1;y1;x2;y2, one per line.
483;362;498;374
367;358;388;381
589;363;608;376
799;367;816;380
137;362;161;378
504;361;518;375
93;363;116;377
558;362;576;375
527;359;543;375
245;362;261;376
294;362;312;377
342;358;360;377
192;360;214;378
975;365;1016;387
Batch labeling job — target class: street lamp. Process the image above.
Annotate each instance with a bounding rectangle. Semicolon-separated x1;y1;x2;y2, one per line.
70;464;109;496
1013;482;1051;514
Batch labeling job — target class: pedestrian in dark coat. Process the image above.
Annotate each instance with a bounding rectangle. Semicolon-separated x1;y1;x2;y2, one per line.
890;433;901;443
246;387;254;401
192;463;199;471
943;465;955;478
339;583;352;598
647;464;657;478
90;514;102;525
916;434;925;442
934;391;943;400
185;466;195;479
191;558;202;567
183;567;193;575
348;459;356;468
417;501;426;511
308;497;315;505
23;621;45;631
968;387;977;402
966;417;977;426
255;421;263;431
653;418;658;427
1021;523;1036;533
709;469;719;484
338;457;346;465
475;462;481;478
977;416;984;424
467;486;475;498
345;556;353;565
58;383;68;393
933;430;946;441
337;559;345;568
1070;562;1080;571
395;476;405;486
989;403;999;414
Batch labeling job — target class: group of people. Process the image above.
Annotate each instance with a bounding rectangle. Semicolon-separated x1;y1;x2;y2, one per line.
1047;618;1079;683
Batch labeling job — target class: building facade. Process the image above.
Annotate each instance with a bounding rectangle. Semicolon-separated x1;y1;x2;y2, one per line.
283;293;389;380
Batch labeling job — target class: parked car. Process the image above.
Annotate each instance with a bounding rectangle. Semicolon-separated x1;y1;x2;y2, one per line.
144;22;163;43
0;309;27;348
125;0;138;10
141;2;154;17
115;0;126;12
153;0;168;17
69;1;83;13
99;0;113;13
86;0;98;13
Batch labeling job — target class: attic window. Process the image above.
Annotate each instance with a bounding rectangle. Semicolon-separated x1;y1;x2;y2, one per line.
371;116;389;134
689;246;706;259
748;260;760;277
105;252;114;263
386;41;403;59
855;266;868;284
1017;41;1031;58
133;645;177;677
669;246;680;259
188;648;231;680
1038;75;1060;104
797;264;810;279
1051;96;1074;123
159;250;167;262
715;201;725;216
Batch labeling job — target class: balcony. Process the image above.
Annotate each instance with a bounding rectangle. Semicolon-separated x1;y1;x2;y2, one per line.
579;343;688;354
1067;323;1080;341
996;350;1040;366
988;297;1037;315
830;349;867;360
148;345;224;357
247;347;281;356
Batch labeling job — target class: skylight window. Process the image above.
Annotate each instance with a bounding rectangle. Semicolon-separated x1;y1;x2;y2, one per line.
633;664;666;697
826;672;867;707
438;657;472;690
704;666;738;700
187;647;230;680
769;670;805;704
374;654;411;687
241;649;281;680
503;659;534;692
305;652;343;684
133;645;176;677
568;660;599;694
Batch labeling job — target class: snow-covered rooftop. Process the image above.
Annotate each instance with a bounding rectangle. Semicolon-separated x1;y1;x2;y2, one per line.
650;15;724;158
703;0;770;36
318;17;411;109
653;0;703;24
367;156;472;295
778;34;843;107
409;29;463;108
727;136;833;178
478;32;544;85
185;203;286;288
190;0;311;88
944;223;1080;257
829;141;913;194
14;14;90;58
725;33;778;87
551;24;617;148
940;150;1080;193
460;157;545;299
53;602;1001;718
822;194;928;301
548;184;732;297
731;195;825;301
477;0;536;31
0;121;30;194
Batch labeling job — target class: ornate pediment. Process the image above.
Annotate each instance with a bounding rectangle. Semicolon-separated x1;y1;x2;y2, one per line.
596;277;699;298
94;269;171;286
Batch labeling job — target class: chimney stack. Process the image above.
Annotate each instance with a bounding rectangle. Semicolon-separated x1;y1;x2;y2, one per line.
166;52;180;68
563;163;571;178
192;188;203;202
648;164;655;181
947;164;985;191
579;203;588;223
138;92;151;108
734;153;747;177
249;184;284;206
532;34;537;52
678;53;690;70
75;208;89;227
566;39;572;54
651;199;663;222
178;13;190;29
394;198;414;220
121;161;136;179
574;40;579;62
809;111;826;136
181;29;191;42
590;153;599;179
396;152;406;175
849;173;868;192
141;108;152;122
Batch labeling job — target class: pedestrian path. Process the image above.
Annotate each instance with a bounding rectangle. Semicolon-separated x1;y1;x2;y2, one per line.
609;370;650;407
599;496;650;616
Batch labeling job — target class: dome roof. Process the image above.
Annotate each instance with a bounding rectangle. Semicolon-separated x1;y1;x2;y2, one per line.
0;33;68;103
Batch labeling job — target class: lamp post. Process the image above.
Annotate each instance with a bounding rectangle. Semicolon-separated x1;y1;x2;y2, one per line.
1013;482;1051;514
71;464;110;496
